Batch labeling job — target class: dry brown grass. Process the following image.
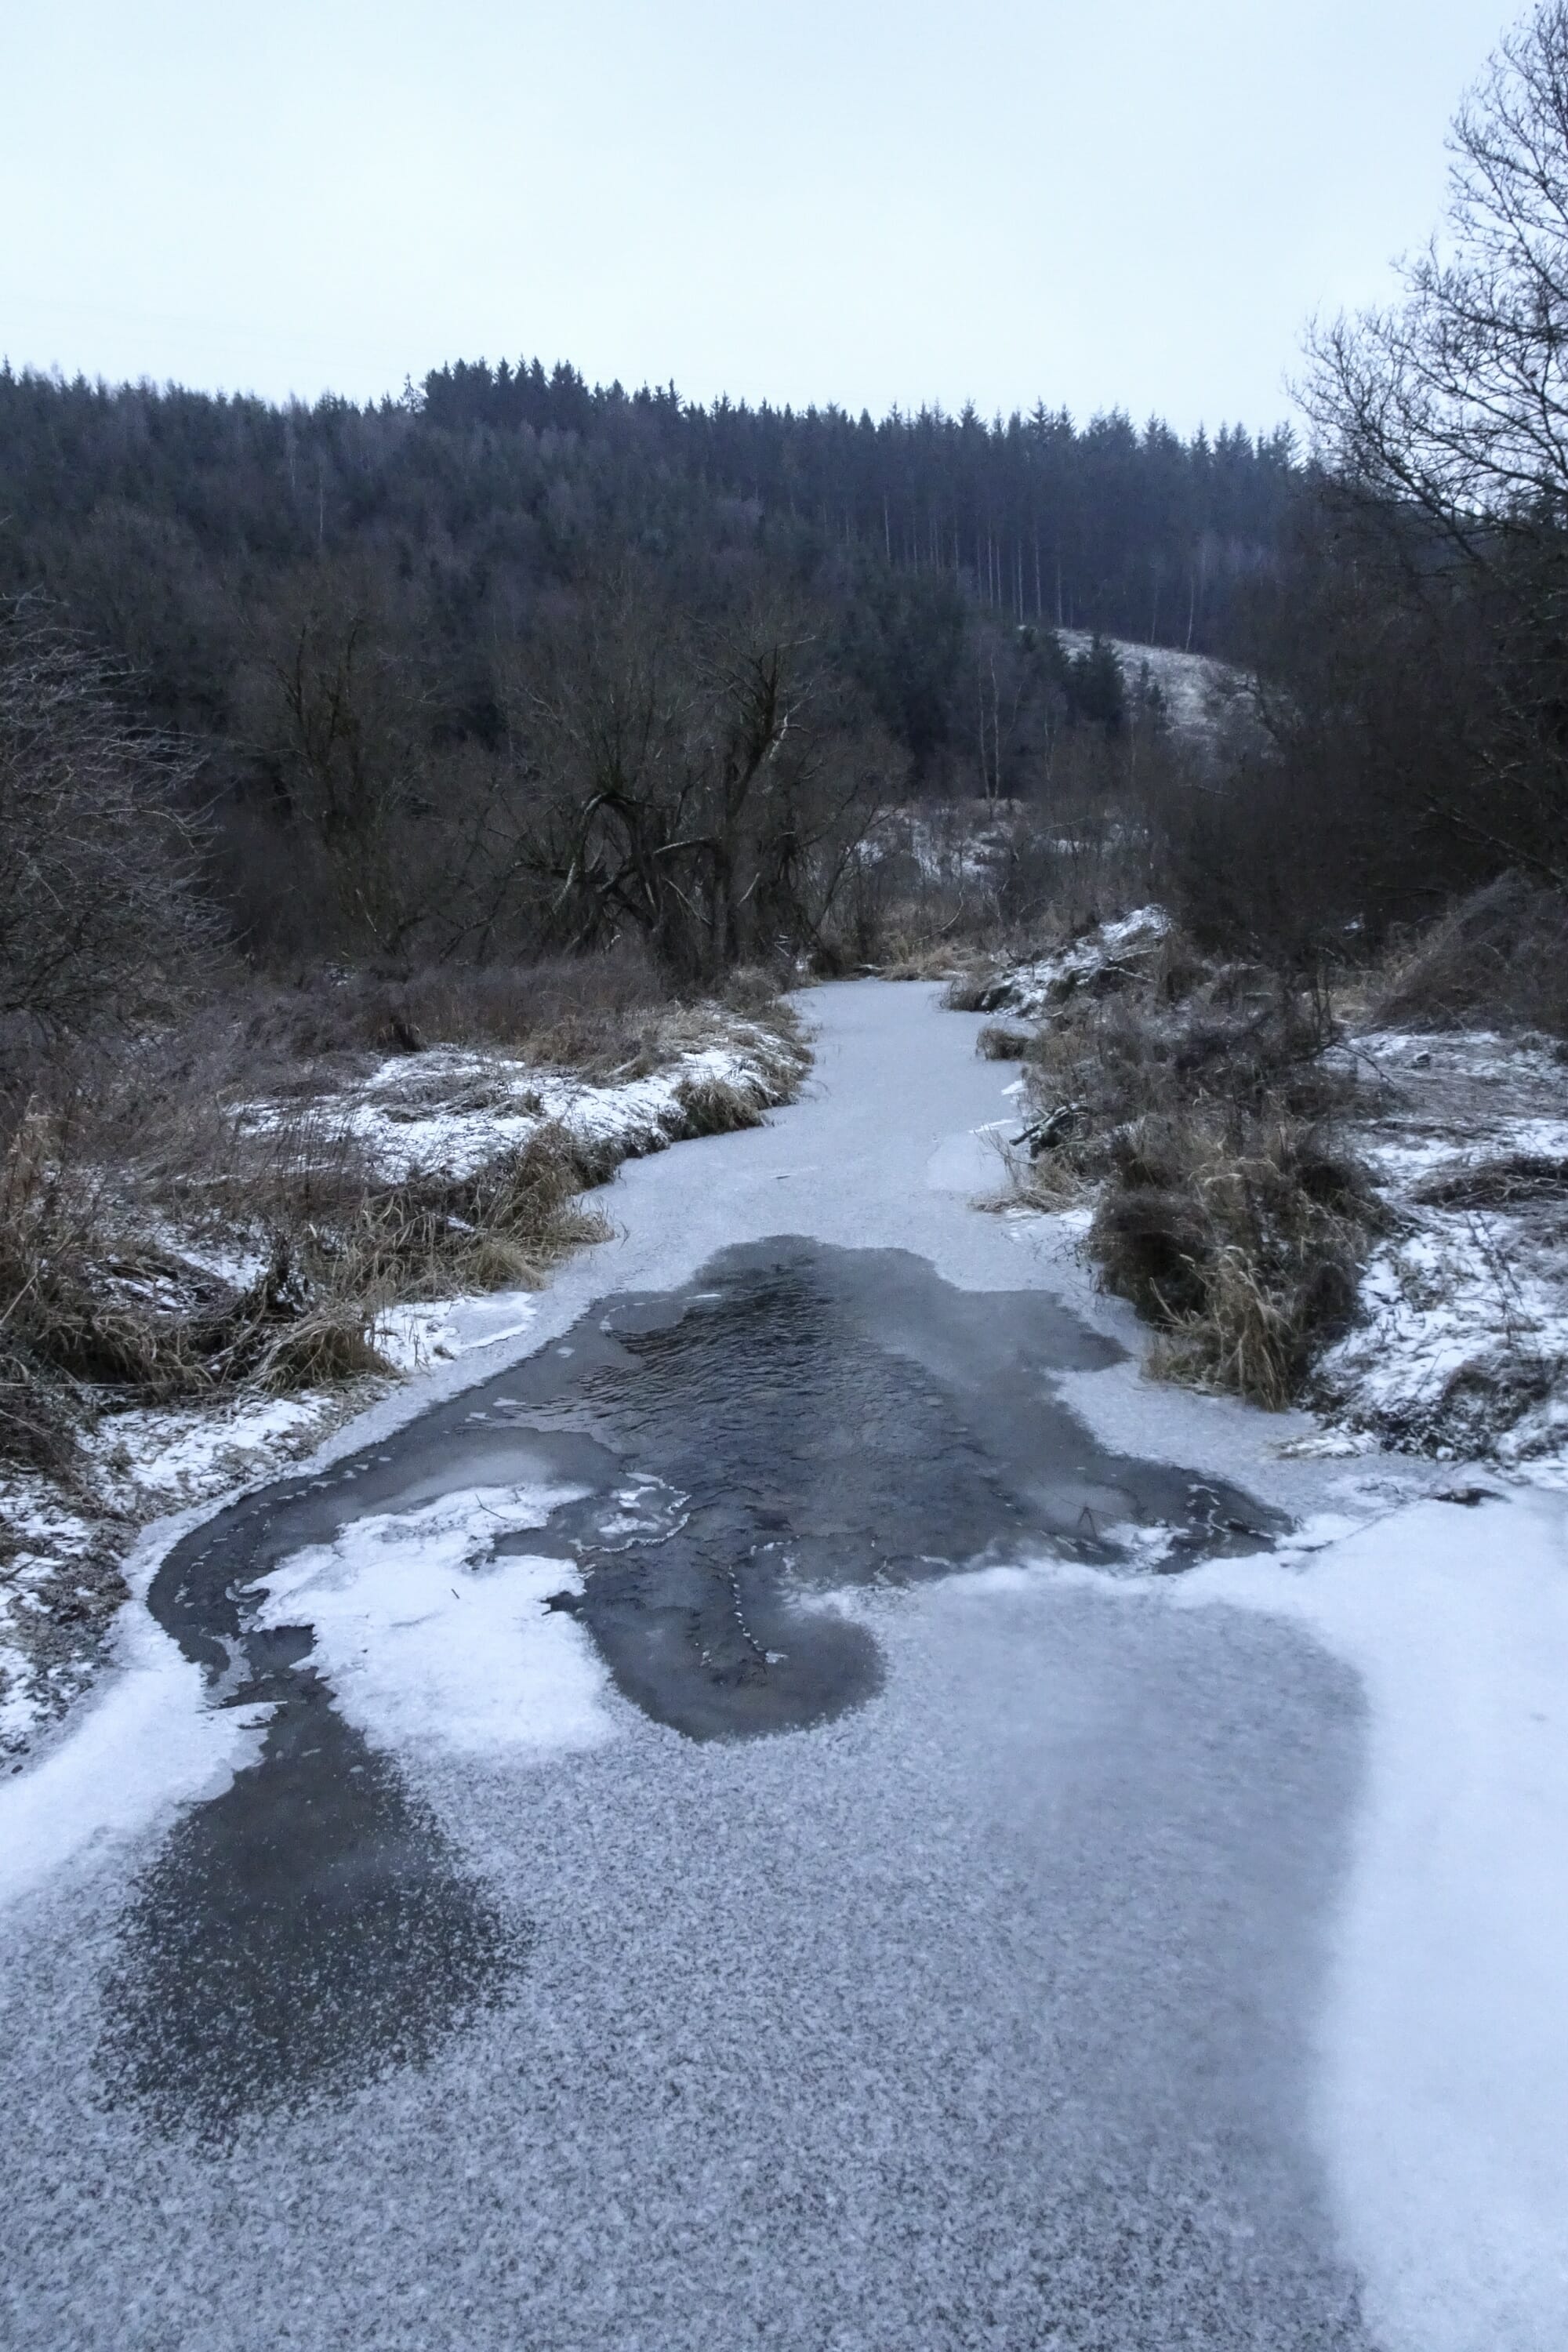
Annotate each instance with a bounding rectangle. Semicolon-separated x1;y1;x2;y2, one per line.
1370;876;1568;1036
1091;1118;1370;1409
990;939;1380;1408
206;946;804;1099
975;1022;1033;1061
0;1109;609;1473
1;954;805;1475
669;1074;768;1137
1414;1153;1568;1210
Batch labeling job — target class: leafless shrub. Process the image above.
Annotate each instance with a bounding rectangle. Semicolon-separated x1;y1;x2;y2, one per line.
0;610;216;1063
1414;1154;1568;1210
1370;877;1568;1036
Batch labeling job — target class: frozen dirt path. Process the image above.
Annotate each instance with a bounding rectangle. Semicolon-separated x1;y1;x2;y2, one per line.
2;981;1563;2352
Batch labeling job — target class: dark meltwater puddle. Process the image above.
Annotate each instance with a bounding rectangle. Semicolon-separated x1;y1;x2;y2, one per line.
102;1239;1283;2132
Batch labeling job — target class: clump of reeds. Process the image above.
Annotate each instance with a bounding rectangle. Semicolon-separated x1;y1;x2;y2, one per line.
990;934;1381;1407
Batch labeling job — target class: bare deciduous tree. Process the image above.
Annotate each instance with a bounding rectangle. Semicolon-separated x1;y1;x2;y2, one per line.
1301;2;1568;888
0;608;213;1048
506;569;895;980
1304;2;1568;535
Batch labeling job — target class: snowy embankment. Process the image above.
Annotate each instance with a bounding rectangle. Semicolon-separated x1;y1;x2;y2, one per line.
965;905;1171;1018
1052;1489;1568;2352
975;916;1568;1475
1311;1029;1568;1466
0;1013;808;1759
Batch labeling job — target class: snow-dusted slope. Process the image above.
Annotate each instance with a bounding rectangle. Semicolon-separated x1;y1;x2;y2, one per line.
1057;628;1239;739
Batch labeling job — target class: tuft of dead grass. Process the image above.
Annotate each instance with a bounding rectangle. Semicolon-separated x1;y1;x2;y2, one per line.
975;1023;1033;1062
989;933;1381;1408
1092;1120;1370;1410
669;1074;768;1137
1414;1154;1568;1210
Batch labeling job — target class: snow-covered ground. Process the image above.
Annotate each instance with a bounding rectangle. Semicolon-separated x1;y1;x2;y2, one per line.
1312;1029;1568;1468
238;1029;799;1184
0;1012;807;1762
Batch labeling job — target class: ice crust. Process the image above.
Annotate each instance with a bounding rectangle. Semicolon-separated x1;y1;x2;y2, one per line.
1;982;1562;2350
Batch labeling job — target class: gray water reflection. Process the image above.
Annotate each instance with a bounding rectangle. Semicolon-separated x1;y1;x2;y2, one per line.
499;1238;1283;1737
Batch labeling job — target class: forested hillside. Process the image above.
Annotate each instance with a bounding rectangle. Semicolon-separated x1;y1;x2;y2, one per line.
0;360;1287;964
418;361;1291;648
1;359;1290;668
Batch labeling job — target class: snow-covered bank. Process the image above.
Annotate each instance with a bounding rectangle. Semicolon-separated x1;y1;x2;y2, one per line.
238;1025;801;1185
959;904;1171;1018
0;1010;808;1761
1312;1029;1568;1466
1178;1491;1568;2352
961;909;1568;1475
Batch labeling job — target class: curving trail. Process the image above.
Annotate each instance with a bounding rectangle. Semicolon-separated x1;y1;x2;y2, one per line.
2;982;1563;2352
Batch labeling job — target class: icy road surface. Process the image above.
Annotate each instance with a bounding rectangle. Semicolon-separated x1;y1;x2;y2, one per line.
3;982;1566;2352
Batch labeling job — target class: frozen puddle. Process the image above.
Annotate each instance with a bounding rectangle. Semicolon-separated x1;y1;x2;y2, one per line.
103;1237;1280;2130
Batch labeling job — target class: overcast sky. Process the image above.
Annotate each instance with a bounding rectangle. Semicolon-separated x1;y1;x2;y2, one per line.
2;0;1516;435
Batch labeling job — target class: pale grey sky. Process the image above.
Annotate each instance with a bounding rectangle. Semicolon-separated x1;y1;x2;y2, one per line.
2;0;1516;433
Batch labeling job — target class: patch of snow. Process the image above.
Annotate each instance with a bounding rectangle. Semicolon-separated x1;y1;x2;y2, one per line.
1055;630;1238;740
372;1292;539;1374
241;1025;800;1185
978;906;1171;1017
0;1597;269;1911
1314;1031;1568;1468
1317;1218;1568;1464
252;1484;617;1761
88;1391;336;1510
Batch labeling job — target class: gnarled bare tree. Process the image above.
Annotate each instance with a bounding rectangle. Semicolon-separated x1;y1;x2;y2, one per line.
1302;4;1568;887
506;568;895;981
1305;3;1568;532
